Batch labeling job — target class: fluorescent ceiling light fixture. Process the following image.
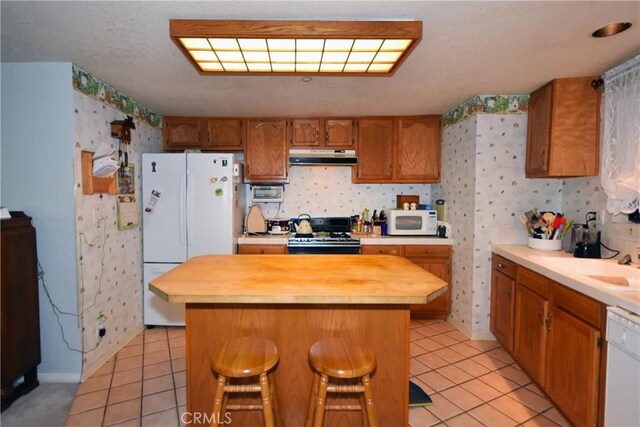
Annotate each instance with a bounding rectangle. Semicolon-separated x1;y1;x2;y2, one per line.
171;19;422;76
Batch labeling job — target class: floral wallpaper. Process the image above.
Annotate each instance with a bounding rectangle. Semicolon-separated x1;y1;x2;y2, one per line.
73;89;162;377
472;115;561;335
431;118;477;333
253;166;432;219
442;94;529;127
72;64;162;129
435;98;562;338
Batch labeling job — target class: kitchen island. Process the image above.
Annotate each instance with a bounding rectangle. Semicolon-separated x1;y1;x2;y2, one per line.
150;254;447;426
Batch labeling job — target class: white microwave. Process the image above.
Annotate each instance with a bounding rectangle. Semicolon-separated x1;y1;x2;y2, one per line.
385;209;438;236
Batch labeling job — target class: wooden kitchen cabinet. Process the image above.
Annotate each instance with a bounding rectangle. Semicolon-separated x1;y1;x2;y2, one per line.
238;245;287;254
354;118;394;182
353;115;442;183
362;244;452;318
396;116;441;182
325;119;355;148
245;119;289;183
526;77;601;177
1;213;41;408
204;118;244;150
290;119;321;147
513;267;548;386
490;252;607;427
163;116;204;150
289;118;355;149
490;255;516;352
544;304;601;427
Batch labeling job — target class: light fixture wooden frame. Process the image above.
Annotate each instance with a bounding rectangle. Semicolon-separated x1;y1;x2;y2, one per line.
170;19;422;76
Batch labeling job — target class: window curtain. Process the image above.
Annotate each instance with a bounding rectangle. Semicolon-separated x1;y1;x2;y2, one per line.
600;54;640;215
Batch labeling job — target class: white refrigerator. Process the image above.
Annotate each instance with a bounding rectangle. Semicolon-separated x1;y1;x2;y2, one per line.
142;153;245;326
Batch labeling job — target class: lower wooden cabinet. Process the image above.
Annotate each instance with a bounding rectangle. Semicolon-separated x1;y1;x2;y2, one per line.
544;304;601;427
513;282;547;385
490;252;606;427
238;245;286;254
361;244;452;318
490;255;516;352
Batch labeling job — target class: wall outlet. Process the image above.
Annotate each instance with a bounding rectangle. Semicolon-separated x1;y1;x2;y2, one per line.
97;321;106;338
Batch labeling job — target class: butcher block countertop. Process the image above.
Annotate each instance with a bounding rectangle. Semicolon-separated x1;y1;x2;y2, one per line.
149;254;447;304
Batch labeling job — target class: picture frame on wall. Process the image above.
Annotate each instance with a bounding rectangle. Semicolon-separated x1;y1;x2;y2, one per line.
116;164;139;230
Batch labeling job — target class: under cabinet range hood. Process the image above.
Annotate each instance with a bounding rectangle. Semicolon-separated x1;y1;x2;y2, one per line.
288;149;358;165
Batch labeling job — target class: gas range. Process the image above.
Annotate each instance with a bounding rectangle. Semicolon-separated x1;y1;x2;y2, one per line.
287;217;360;254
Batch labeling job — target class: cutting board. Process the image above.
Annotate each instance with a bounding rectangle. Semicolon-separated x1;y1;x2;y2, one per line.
246;204;267;233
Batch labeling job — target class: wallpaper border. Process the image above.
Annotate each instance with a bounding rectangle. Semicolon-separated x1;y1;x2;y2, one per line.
443;94;529;128
72;64;162;129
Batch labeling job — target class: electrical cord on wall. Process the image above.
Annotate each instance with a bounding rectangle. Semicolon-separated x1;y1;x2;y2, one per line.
37;216;109;364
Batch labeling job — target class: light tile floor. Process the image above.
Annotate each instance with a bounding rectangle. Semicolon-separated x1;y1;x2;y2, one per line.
64;320;572;426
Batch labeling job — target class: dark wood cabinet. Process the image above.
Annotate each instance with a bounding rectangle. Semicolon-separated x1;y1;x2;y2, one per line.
245;119;289;183
163;116;204;150
354;118;394;182
490;255;516;352
396;116;441;182
513;268;548;386
361;244;452;318
526;77;600;177
1;212;41;408
490;252;607;427
204;118;244;150
324;119;355;148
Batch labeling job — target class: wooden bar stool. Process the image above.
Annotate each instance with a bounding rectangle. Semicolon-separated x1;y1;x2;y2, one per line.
210;337;280;427
305;337;378;427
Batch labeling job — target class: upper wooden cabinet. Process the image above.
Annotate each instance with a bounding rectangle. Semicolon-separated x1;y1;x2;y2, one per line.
290;118;355;149
290;119;321;147
204;118;244;150
353;115;442;183
396;116;441;182
245;119;289;183
355;118;394;182
324;119;355;148
526;77;601;178
163;116;203;150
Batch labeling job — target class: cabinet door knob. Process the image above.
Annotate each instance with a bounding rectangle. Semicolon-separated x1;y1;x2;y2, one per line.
316;130;319;142
426;250;431;254
497;263;503;268
545;312;552;331
260;249;265;254
507;286;512;300
379;250;384;254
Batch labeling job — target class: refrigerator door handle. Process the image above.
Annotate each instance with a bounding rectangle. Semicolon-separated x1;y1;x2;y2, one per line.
179;172;186;247
187;169;193;248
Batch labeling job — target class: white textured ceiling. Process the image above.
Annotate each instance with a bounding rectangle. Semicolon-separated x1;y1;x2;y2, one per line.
2;1;639;117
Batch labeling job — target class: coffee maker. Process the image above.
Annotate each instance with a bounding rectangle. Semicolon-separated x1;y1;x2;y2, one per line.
569;212;601;258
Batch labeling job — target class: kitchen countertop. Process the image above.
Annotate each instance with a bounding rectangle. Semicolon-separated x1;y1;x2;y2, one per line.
492;245;640;314
149;254;447;304
237;233;453;245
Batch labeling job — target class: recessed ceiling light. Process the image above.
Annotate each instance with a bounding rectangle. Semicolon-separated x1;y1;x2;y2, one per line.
592;22;632;38
301;77;312;83
171;20;422;76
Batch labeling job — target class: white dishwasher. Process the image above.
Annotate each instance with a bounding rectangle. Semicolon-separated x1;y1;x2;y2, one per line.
605;306;640;426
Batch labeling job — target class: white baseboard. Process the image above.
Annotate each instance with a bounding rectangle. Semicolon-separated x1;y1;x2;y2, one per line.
446;317;497;341
471;330;497;341
81;324;145;381
39;373;82;383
